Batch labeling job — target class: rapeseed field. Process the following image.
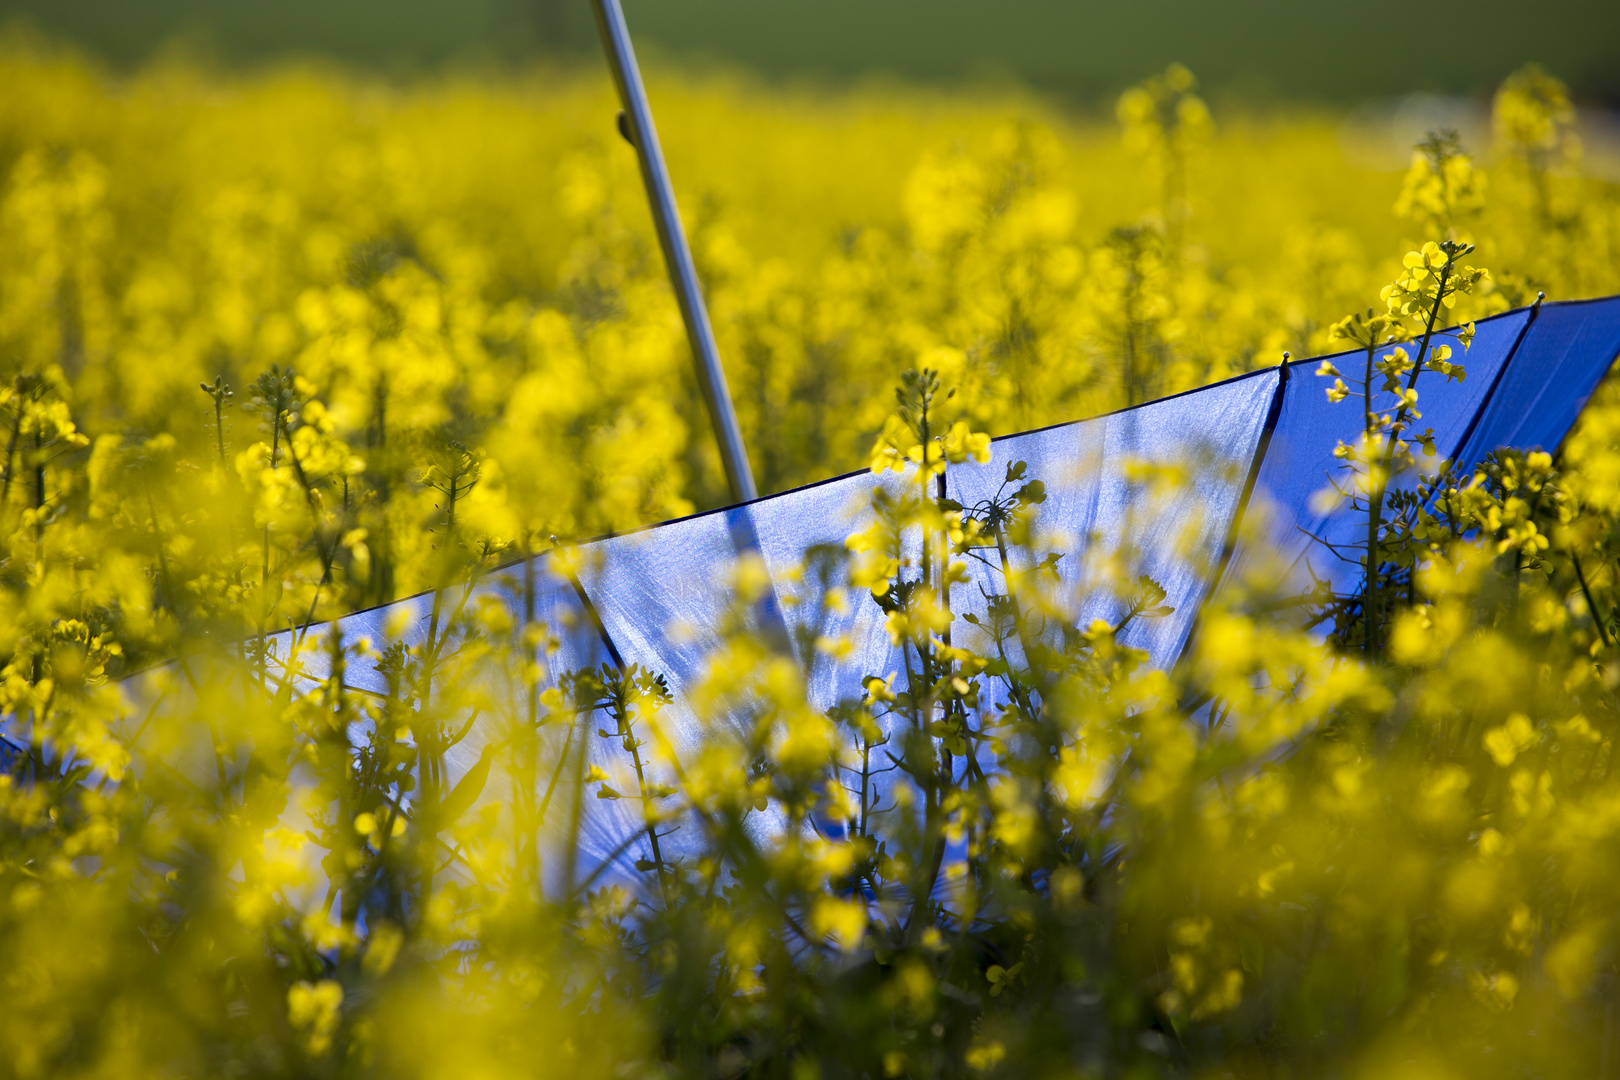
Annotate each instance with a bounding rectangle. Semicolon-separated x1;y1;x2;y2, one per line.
3;36;1620;1078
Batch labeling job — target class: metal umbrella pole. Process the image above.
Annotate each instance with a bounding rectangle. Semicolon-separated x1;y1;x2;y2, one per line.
588;0;759;504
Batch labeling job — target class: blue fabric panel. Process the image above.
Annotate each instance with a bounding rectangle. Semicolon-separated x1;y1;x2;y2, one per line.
569;511;781;881
577;510;795;711
739;470;901;712
254;556;618;892
1229;308;1531;595
564;368;1274;885
953;369;1278;670
576;368;1273;725
1451;296;1620;468
565;472;897;883
928;372;1275;883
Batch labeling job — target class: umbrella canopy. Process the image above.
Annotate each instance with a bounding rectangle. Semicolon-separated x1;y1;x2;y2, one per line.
246;294;1620;890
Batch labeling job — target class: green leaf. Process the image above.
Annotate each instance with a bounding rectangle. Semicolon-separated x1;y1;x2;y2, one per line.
433;744;493;829
1016;479;1047;504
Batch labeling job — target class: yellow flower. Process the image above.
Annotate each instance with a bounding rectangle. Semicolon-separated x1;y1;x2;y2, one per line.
287;980;343;1056
1484;712;1538;766
809;896;867;953
965;1041;1006;1071
942;420;991;464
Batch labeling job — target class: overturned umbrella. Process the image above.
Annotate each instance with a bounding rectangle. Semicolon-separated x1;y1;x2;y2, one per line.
253;294;1620;892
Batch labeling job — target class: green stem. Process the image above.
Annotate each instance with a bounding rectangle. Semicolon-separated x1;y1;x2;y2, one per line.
1366;259;1454;657
621;706;671;910
32;427;45;552
214;396;227;467
1362;340;1380;657
0;406;22;510
1574;551;1613;648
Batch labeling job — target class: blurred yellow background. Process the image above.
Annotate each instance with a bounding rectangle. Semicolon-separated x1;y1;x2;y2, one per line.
2;36;1615;591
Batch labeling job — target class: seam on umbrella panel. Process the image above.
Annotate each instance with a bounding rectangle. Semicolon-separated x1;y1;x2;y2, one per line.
1449;297;1542;469
1173;362;1291;670
563;566;628;672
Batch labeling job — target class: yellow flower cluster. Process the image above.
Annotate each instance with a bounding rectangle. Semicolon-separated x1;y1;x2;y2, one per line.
0;35;1619;1079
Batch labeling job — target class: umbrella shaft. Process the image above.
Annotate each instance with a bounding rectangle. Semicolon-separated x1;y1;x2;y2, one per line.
589;0;759;504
